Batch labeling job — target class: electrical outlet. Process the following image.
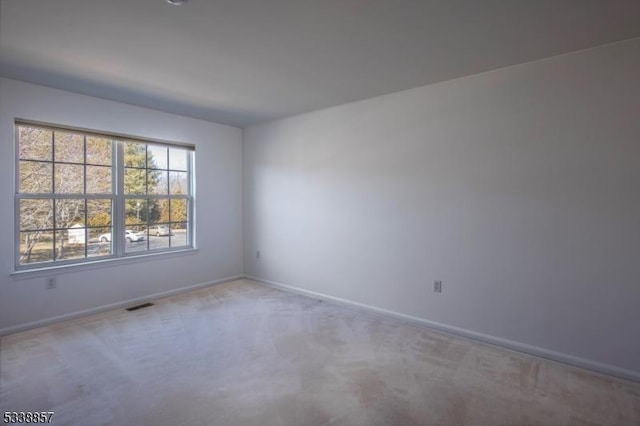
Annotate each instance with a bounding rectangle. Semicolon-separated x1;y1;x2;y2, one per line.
256;250;260;259
433;280;442;293
46;277;57;290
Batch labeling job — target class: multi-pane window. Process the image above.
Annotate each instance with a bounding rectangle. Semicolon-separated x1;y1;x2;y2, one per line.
16;122;194;270
122;141;191;254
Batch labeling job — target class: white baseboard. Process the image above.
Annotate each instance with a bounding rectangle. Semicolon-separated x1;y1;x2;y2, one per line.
245;275;640;384
0;274;244;336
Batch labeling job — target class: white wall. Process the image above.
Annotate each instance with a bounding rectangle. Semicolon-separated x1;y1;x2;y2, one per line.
0;78;243;333
244;38;640;380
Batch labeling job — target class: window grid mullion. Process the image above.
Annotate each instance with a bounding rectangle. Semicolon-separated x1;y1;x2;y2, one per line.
84;199;88;259
145;166;149;249
83;135;88;259
115;140;125;257
188;151;194;247
51;131;57;261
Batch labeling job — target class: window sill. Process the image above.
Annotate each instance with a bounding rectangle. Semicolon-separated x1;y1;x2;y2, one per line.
10;248;199;280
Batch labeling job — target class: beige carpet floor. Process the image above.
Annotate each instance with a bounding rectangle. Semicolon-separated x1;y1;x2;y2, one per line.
1;279;638;425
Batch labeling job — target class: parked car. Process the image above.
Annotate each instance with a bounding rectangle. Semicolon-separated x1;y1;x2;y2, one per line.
99;230;146;243
152;225;174;236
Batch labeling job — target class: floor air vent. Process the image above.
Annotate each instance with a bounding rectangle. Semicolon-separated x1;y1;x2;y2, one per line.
126;302;154;311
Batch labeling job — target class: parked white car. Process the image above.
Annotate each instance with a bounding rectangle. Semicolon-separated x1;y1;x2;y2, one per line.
99;230;145;243
152;225;174;236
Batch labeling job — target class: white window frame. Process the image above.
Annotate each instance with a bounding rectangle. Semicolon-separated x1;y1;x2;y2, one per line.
14;120;196;272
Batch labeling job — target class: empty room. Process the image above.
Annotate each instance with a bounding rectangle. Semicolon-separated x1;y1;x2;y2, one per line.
1;1;639;425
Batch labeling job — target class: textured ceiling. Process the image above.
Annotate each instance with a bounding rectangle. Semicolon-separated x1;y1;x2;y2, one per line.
1;0;640;127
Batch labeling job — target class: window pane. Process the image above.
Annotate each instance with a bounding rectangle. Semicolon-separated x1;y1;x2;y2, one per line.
148;145;168;170
158;199;170;223
148;199;161;224
169;148;188;171
55;199;85;229
125;168;146;194
125;228;148;254
55;163;84;193
19;161;52;193
144;199;162;226
87;199;112;228
89;227;113;256
148;170;168;195
170;199;187;222
87;199;112;254
20;199;53;231
152;226;170;250
124;141;147;168
20;231;54;264
55;229;86;261
170;222;188;247
54;131;84;163
19;126;52;161
169;171;188;194
125;199;148;226
86;165;112;194
86;136;111;165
